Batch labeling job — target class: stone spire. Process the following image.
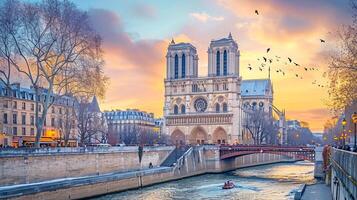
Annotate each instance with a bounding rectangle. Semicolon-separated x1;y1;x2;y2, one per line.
228;32;232;39
170;38;175;45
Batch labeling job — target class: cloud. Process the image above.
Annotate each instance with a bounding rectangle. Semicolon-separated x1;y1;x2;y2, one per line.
131;4;157;19
190;12;224;22
88;9;167;114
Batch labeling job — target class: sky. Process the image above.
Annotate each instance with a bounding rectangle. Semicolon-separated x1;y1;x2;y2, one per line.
71;0;354;132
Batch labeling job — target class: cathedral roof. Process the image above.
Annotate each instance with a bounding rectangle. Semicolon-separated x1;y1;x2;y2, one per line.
241;79;272;98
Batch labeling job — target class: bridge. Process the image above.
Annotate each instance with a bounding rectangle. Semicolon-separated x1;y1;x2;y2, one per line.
219;145;315;162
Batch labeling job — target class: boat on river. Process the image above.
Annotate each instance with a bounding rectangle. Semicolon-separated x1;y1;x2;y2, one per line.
222;181;235;189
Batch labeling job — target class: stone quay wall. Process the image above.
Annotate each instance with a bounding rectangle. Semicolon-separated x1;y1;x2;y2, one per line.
4;145;297;200
0;146;174;187
330;148;357;200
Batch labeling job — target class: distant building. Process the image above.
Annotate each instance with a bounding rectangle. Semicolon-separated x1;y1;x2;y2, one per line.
287;120;301;130
0;83;77;147
104;109;155;145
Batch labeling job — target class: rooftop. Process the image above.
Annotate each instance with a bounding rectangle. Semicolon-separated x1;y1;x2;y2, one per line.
241;79;273;97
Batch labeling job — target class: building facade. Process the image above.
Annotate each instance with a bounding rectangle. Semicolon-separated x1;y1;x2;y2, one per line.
104;109;156;145
163;34;249;145
0;83;77;147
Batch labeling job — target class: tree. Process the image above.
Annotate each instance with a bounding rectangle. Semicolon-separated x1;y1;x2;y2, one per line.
0;0;107;147
77;98;107;146
327;0;357;112
244;109;277;144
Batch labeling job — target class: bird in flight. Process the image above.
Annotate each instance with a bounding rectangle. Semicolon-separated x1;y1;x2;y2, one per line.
295;74;299;77
263;57;267;62
304;67;308;71
248;66;252;70
269;59;272;63
320;39;325;43
288;57;292;63
293;62;300;66
267;48;270;53
259;67;263;71
255;10;259;15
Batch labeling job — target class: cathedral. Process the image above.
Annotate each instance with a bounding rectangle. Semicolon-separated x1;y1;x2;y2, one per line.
163;34;274;145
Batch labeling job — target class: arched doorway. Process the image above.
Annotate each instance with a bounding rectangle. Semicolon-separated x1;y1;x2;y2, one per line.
212;127;228;144
190;127;208;145
171;129;185;145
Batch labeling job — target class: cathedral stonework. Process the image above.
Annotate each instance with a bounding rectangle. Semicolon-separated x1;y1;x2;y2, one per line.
163;34;247;145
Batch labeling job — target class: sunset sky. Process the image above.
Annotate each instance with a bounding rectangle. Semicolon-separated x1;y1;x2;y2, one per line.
72;0;355;132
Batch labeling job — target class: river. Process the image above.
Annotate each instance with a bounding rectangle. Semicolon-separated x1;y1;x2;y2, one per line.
92;161;315;200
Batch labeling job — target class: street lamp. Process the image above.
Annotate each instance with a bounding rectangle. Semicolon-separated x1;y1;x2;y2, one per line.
352;112;357;151
342;118;347;147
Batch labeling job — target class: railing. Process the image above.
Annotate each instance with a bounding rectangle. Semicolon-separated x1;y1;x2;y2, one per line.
0;146;175;156
173;147;193;171
331;148;357;198
219;145;315;161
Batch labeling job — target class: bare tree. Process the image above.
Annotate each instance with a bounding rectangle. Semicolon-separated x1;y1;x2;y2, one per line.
0;0;106;147
77;98;107;146
244;109;277;145
327;0;357;112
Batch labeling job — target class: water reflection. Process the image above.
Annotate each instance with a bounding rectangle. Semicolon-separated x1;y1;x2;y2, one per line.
92;161;315;200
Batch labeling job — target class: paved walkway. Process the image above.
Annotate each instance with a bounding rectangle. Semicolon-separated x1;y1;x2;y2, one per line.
301;182;332;200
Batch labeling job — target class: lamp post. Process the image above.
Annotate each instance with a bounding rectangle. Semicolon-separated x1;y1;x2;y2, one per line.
342;118;347;147
352;112;357;151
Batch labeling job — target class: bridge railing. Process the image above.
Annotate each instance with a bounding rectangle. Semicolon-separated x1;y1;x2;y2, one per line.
219;145;315;161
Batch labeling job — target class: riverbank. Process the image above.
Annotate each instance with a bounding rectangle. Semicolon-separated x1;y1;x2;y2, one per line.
301;181;332;200
0;146;297;199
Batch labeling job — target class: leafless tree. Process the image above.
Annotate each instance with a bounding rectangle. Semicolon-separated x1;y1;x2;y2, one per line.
244;109;277;145
0;0;107;147
77;98;107;146
327;0;357;112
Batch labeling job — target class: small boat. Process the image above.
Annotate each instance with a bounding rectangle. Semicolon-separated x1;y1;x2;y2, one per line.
222;181;235;189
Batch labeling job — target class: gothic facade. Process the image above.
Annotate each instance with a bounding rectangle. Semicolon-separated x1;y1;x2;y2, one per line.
163;34;249;145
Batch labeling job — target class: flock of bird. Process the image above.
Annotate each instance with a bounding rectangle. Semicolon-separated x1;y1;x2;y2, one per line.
247;10;328;88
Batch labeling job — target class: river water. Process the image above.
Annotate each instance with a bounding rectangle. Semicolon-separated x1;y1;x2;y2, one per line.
92;161;315;200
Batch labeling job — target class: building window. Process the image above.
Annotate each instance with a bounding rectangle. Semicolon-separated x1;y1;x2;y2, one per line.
31;103;34;111
223;103;228;112
59;118;63;128
174;54;179;79
181;105;186;114
22;114;26;125
51;106;55;113
30;128;35;136
174;105;179;114
12;113;17;124
215;103;220;112
22;127;26;136
182;53;186;78
223;83;228;90
3;113;8;124
22;102;26;110
30;116;34;125
12;127;17;135
13;101;17;109
252;102;257;110
223;50;228;75
59;108;62;114
51;117;55;126
216;51;220;76
3;101;8;108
